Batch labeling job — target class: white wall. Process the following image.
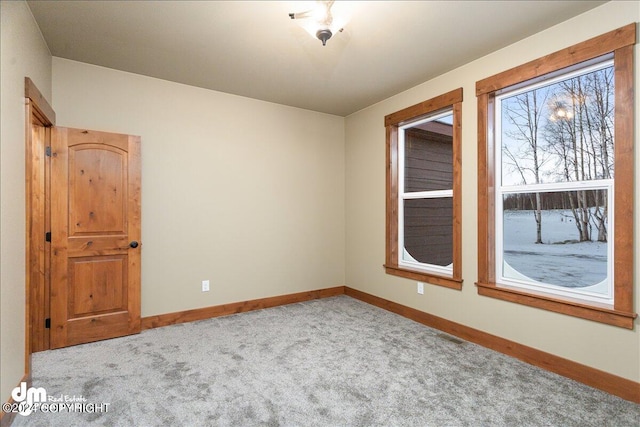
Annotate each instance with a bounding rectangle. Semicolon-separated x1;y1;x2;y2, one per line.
345;1;640;382
52;58;345;317
0;0;52;406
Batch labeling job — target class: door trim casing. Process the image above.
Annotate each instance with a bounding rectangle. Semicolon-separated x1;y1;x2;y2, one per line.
25;77;56;367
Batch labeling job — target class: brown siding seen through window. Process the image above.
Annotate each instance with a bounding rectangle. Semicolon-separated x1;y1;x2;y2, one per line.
403;197;453;266
402;124;454;267
405;128;453;192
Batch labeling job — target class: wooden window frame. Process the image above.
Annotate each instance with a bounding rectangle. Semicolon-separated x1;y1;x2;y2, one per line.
475;24;637;328
384;88;463;290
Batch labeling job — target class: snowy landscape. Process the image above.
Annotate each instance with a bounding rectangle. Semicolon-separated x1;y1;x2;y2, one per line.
497;62;614;300
502;209;608;296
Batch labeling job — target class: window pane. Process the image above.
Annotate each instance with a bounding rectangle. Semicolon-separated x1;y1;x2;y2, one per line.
500;64;614;186
403;198;452;267
502;190;609;295
404;115;453;192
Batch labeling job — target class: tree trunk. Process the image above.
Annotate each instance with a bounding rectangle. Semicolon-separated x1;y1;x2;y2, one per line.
534;192;543;244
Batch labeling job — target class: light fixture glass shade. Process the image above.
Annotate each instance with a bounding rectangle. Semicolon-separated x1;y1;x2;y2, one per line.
290;1;356;45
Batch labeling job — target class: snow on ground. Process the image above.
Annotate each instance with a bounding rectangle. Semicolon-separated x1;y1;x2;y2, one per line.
502;210;608;292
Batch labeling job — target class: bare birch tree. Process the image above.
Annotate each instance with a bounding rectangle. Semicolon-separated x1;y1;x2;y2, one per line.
502;89;549;244
543;67;614;242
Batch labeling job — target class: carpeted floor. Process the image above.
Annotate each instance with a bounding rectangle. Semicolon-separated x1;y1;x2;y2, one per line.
11;295;640;426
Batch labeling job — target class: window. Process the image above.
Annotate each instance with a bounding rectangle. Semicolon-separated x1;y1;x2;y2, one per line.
496;58;615;304
476;24;636;328
385;88;462;289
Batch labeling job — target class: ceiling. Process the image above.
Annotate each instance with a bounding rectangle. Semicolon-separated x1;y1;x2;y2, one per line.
27;1;607;116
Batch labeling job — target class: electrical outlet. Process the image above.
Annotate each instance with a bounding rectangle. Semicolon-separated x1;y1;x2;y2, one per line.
417;282;424;295
202;280;210;292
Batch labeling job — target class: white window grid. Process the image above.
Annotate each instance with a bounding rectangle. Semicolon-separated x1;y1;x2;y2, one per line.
494;58;615;304
398;110;454;277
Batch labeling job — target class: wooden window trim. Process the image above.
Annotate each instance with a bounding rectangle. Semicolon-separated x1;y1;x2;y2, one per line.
385;88;463;290
475;24;637;329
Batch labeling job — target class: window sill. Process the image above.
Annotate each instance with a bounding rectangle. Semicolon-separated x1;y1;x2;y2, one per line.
476;281;636;329
384;265;463;290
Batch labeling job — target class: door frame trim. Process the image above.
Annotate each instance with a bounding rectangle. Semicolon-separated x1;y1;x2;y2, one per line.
25;77;56;368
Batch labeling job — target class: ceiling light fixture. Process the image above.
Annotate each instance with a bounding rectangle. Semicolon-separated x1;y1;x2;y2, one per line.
315;29;333;46
289;1;350;46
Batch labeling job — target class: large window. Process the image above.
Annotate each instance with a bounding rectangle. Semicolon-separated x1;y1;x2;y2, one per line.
385;89;462;290
496;58;615;304
476;24;636;328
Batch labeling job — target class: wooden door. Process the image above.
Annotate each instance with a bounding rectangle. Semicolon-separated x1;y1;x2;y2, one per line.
50;127;141;348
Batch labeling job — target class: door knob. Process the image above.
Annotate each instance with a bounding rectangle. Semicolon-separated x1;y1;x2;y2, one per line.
129;241;139;248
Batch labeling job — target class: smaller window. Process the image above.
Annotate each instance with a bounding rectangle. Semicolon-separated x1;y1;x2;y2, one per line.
385;89;463;289
399;112;454;276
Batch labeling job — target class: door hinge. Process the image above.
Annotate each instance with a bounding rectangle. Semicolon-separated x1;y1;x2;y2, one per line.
45;231;51;242
45;318;51;329
45;146;52;157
